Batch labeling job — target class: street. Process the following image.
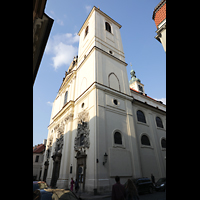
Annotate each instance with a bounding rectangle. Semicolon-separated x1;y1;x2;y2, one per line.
91;191;166;200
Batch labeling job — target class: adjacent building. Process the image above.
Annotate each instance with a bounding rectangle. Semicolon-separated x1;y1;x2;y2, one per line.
33;0;54;85
33;140;46;180
152;0;166;52
41;6;166;194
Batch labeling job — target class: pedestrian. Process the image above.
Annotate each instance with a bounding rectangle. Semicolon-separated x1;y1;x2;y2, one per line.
112;176;126;200
125;179;139;200
151;174;155;185
75;179;79;193
70;178;74;192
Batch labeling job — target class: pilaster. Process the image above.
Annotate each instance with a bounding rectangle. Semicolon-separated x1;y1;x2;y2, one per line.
56;113;74;189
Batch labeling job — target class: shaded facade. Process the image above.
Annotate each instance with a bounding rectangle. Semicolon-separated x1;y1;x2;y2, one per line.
33;0;54;85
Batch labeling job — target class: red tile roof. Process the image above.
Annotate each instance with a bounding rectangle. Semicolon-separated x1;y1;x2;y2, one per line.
33;144;45;153
130;88;158;102
152;0;166;28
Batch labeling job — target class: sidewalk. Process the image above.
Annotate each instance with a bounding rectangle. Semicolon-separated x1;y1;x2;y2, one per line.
77;192;111;200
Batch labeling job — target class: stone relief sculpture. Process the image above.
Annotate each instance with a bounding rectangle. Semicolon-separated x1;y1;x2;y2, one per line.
74;110;90;151
46;135;53;159
51;121;64;160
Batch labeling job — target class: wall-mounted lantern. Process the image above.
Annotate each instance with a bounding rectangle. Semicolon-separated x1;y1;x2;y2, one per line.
103;152;108;165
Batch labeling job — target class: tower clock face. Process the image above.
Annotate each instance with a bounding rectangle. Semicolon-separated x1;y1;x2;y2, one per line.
138;85;143;92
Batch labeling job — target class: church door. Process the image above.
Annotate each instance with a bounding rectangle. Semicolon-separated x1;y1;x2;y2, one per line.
50;153;62;188
75;152;87;192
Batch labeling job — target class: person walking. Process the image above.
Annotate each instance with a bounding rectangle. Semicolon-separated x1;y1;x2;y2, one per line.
112;176;126;200
70;178;74;192
125;179;139;200
75;179;79;193
151;174;155;185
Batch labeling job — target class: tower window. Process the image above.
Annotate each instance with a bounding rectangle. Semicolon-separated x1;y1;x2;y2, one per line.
138;85;143;92
114;132;122;145
137;110;146;123
156;116;164;128
64;91;68;105
141;135;150;146
113;99;118;105
85;26;89;37
105;22;111;33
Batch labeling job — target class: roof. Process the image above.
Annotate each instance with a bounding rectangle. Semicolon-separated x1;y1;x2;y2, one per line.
152;0;166;21
33;144;45;153
130;87;166;107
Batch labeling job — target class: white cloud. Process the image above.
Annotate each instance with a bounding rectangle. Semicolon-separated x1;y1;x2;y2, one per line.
154;97;166;105
47;101;53;106
85;5;92;13
45;33;79;70
52;43;77;70
57;19;64;26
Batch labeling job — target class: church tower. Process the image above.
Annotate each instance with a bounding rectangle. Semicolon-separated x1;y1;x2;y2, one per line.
129;69;145;94
74;6;141;193
43;6;142;193
76;6;131;97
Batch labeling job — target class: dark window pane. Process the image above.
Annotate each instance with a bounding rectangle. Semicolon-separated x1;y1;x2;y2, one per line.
114;132;122;144
141;135;150;146
105;22;111;33
137;110;146;123
161;139;166;148
156;117;163;128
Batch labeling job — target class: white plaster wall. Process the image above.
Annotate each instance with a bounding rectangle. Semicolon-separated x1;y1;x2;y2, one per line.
132;104;166;181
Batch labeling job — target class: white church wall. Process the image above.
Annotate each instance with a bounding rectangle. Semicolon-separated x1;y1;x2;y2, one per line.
132;103;166;181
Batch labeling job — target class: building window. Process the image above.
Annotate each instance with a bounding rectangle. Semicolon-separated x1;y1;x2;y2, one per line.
138;85;144;92
35;155;39;162
141;135;150;146
105;22;111;33
137;110;146;123
85;26;89;37
161;138;166;148
64;91;68;105
114;132;122;145
156;117;164;128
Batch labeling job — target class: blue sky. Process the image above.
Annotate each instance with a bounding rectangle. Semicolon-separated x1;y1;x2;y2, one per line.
33;0;166;146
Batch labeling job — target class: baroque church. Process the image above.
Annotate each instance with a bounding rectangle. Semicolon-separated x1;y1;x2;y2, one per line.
41;6;166;193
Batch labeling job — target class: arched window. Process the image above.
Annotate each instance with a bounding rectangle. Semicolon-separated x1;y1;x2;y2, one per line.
141;135;150;146
156;117;163;128
114;132;122;145
105;22;111;33
85;26;89;37
64;91;68;105
161;138;166;148
137;110;146;123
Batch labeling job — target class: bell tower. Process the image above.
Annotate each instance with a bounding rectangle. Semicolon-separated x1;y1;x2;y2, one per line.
75;6;142;193
76;6;130;96
129;69;145;94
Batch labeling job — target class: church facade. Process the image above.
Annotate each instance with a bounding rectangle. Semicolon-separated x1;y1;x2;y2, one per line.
41;6;166;193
